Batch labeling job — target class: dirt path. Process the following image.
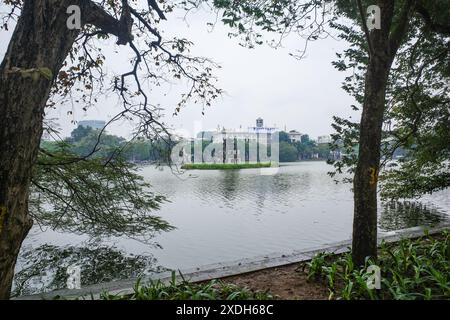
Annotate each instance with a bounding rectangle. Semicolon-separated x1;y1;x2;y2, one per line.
222;263;329;300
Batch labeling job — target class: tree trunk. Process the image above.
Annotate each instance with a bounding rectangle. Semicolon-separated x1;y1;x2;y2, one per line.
0;0;79;299
351;0;417;266
352;14;395;265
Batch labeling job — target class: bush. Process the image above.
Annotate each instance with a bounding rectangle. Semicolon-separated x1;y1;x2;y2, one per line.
301;230;450;300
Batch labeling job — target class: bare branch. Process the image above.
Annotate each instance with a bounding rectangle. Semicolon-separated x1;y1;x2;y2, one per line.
148;0;166;20
81;0;133;45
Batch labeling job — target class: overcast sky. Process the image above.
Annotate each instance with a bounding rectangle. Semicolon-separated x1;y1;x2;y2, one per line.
0;4;358;140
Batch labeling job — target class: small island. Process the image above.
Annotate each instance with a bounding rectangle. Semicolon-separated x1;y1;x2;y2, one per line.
181;162;275;170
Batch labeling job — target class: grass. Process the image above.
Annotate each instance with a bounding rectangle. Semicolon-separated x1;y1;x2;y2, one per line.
99;271;273;300
181;162;274;170
301;230;450;300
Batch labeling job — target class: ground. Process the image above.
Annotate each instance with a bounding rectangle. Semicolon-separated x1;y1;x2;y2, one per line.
220;231;449;300
222;263;329;300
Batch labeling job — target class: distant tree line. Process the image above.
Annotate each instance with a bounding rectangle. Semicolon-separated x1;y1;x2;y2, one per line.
42;125;174;163
278;131;332;162
49;126;336;164
52;127;409;165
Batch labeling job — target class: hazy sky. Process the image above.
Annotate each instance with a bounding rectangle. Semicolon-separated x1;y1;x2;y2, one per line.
0;4;358;140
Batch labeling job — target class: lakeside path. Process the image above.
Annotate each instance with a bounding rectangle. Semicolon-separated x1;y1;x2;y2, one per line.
17;223;450;300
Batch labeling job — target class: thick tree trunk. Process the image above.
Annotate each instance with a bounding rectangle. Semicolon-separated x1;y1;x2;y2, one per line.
351;0;416;266
352;55;391;265
0;0;79;299
351;2;396;264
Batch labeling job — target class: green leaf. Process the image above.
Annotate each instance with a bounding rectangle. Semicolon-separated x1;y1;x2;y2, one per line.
38;67;53;80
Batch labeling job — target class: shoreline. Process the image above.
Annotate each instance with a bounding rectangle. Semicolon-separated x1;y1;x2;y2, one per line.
16;223;450;300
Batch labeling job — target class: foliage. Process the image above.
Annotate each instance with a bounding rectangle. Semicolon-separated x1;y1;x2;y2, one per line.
100;271;272;300
277;131;332;161
63;125;174;163
302;231;450;300
70;125;95;143
207;0;334;54
300;134;310;143
13;244;164;297
70;130;126;159
278;131;290;143
0;0;224;299
279;141;298;162
327;1;450;199
31;142;173;240
205;0;449;199
2;0;223;137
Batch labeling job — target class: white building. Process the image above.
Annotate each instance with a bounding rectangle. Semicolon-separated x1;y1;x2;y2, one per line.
212;118;278;144
317;135;332;144
288;130;303;143
196;118;279;163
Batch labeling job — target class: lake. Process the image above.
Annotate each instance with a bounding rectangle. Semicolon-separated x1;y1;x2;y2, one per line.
14;161;450;295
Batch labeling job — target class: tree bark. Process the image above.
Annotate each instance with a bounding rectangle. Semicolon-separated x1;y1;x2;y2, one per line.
0;0;79;299
352;0;417;265
352;55;392;266
352;0;399;266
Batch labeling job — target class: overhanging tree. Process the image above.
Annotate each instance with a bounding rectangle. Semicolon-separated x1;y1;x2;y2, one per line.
205;0;449;265
0;0;220;299
329;2;449;201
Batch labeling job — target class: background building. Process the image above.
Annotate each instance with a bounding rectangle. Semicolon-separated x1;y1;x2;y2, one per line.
193;118;279;164
256;117;264;128
288;130;302;143
211;118;279;144
78;120;106;130
317;135;332;144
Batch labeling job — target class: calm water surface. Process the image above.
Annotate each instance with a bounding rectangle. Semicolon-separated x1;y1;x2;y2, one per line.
15;162;450;295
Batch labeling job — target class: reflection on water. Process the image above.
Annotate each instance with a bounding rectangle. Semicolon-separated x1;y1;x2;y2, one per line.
17;162;449;295
379;201;449;231
139;162;449;269
13;244;164;296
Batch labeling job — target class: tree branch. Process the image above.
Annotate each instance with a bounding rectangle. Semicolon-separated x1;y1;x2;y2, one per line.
356;0;374;56
148;0;166;20
415;2;450;36
81;0;133;45
389;0;415;57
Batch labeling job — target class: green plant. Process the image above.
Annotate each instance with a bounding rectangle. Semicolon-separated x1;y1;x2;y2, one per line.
302;231;450;300
303;252;335;280
100;271;273;300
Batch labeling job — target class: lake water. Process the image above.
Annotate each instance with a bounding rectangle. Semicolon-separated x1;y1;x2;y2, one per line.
14;162;450;295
